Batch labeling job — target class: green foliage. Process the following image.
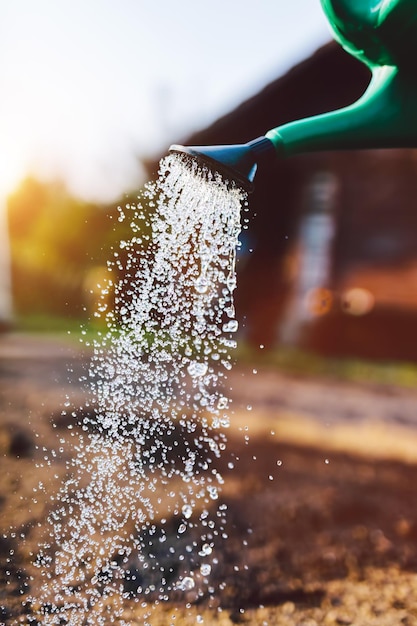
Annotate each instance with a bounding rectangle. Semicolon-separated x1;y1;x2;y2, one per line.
7;177;150;321
12;313;120;351
236;342;417;389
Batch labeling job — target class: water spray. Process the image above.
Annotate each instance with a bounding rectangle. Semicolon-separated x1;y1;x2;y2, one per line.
171;0;417;190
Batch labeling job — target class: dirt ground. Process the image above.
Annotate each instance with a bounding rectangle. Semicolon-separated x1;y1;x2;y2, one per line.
2;333;417;625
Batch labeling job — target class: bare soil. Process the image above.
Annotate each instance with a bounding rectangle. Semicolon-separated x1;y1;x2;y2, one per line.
2;334;417;625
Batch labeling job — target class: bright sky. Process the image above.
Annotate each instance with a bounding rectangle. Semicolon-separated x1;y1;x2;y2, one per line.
0;0;330;201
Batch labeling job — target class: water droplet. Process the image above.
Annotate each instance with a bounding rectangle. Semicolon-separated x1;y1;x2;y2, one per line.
187;361;208;377
199;543;212;557
207;486;218;500
178;576;195;591
182;504;193;519
195;275;209;293
217;396;228;409
200;563;212;576
222;320;238;333
226;275;236;291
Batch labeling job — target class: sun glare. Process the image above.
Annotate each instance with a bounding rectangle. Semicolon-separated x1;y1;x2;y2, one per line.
0;151;25;200
0;108;31;200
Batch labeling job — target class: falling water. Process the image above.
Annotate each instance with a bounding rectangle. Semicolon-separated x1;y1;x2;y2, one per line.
28;154;246;624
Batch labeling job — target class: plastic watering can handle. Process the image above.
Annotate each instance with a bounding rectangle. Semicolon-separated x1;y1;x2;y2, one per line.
320;0;417;69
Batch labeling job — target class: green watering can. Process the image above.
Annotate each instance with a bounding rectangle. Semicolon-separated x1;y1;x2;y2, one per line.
170;0;417;190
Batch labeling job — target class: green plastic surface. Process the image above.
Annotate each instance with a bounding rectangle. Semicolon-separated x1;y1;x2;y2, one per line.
266;0;417;157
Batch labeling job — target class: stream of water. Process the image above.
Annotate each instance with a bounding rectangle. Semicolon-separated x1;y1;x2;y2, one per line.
29;154;246;624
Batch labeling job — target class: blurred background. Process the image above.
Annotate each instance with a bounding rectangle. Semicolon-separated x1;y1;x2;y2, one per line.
4;5;417;622
3;0;417;369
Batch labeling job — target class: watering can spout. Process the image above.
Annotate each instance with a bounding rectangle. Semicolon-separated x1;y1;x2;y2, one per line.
267;65;417;157
170;0;417;190
169;137;276;191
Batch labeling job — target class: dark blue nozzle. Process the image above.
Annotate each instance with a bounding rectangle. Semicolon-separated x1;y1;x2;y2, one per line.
169;137;275;192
